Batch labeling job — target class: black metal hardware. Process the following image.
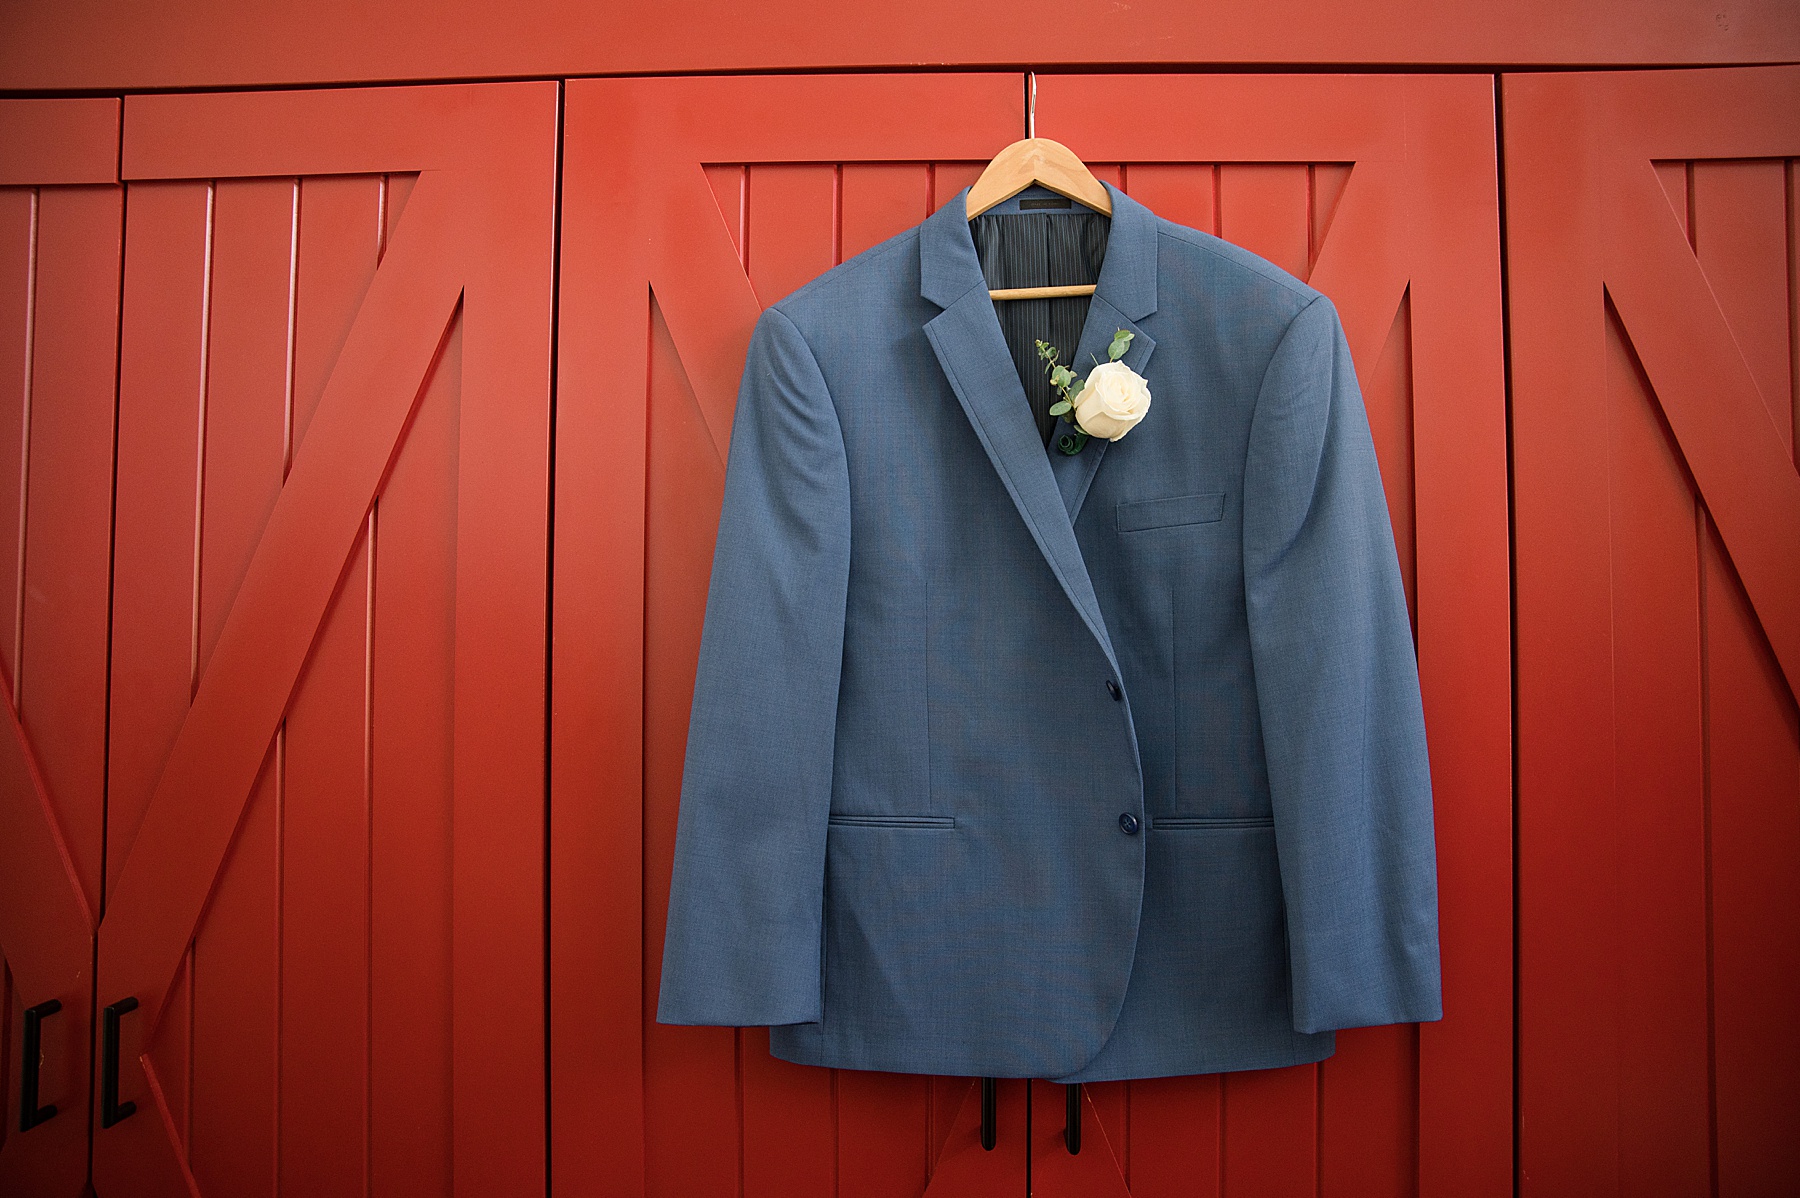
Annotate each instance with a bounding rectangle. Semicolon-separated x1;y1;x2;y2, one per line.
979;1077;997;1150
1065;1082;1081;1154
19;999;61;1132
101;997;138;1128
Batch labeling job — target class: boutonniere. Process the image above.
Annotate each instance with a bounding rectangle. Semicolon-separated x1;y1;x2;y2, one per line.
1034;329;1152;455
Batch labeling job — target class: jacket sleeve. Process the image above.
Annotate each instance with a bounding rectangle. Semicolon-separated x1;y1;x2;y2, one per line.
1241;293;1443;1035
656;304;851;1027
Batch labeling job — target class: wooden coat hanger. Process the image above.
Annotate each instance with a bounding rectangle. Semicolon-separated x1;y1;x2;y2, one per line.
965;137;1112;302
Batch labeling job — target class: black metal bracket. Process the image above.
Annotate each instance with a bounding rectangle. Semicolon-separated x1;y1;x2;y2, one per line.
1065;1082;1081;1154
101;996;138;1128
19;999;61;1132
979;1077;997;1150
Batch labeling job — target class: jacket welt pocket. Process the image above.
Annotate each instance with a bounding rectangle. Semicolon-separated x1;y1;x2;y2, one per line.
828;813;957;829
1116;491;1226;533
1151;814;1274;830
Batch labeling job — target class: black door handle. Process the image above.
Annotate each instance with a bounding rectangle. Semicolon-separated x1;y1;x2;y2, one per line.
979;1077;997;1150
1064;1082;1081;1154
102;997;138;1128
19;999;61;1132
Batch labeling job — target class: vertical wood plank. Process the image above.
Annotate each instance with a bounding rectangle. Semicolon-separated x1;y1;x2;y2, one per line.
16;184;120;918
1363;287;1416;624
1221;1063;1316;1197
837;1070;929;1198
932;162;985;212
369;316;460;1198
1124;1074;1221;1198
279;526;372;1197
186;172;293;1198
642;290;740;1198
1311;163;1354;276
1122;163;1215;237
278;171;382;1198
1218;164;1310;278
0;188;30;696
746;163;836;306
1401;74;1511;1198
1702;518;1800;1194
107;180;212;1178
1319;1026;1416;1198
447;84;555;1198
1693;159;1793;453
841;163;931;261
1603;305;1711;1197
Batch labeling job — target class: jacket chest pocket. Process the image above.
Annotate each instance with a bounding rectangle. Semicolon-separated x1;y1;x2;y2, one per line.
1116;491;1227;533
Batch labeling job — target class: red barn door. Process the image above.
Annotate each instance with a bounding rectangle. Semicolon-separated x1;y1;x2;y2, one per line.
553;70;1510;1197
93;83;556;1198
1507;65;1800;1197
0;97;122;1198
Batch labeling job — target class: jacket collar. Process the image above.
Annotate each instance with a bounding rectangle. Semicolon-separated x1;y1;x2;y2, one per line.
920;179;1158;673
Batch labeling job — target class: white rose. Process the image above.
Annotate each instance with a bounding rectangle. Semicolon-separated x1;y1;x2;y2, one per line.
1071;359;1152;441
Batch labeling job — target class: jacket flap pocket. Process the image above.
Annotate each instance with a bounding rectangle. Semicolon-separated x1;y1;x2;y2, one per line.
1116;491;1226;533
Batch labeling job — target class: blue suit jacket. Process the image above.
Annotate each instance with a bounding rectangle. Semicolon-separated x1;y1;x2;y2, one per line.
656;179;1442;1082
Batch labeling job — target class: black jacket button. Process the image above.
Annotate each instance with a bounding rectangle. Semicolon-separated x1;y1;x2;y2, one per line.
1105;679;1122;701
1119;813;1140;835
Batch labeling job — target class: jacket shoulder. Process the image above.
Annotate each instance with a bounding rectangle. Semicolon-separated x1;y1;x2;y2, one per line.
1154;218;1322;315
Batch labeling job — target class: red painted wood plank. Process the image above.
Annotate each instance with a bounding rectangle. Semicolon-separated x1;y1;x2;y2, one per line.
369;320;461;1198
0;99;118;185
1123;163;1217;237
747;163;837;306
1219;163;1310;280
293;175;383;453
1395;75;1511;1198
188;750;279;1198
1702;520;1800;1193
280;529;372;1198
1122;1075;1221;1198
1602;305;1711;1196
641;290;741;1198
106;180;211;889
15;184;121;920
278;172;383;1198
841;163;932;262
102;175;214;1198
444;82;555;1198
1692;159;1794;456
184;171;293;1198
1319;1027;1416;1198
1222;1064;1316;1197
837;1070;930;1198
1504;71;1623;1198
742;1029;836;1198
0;188;28;694
1361;288;1416;623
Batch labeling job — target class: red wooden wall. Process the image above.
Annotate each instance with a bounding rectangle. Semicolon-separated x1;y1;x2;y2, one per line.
0;11;1796;1197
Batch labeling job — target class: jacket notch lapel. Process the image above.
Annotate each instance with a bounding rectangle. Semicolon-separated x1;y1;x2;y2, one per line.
919;180;1162;670
923;290;1118;671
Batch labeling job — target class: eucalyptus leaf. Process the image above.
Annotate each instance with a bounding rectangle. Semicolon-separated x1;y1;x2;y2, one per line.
1049;400;1072;416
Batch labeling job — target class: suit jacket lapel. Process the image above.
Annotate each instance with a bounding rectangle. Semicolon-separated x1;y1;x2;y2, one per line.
920;179;1159;672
